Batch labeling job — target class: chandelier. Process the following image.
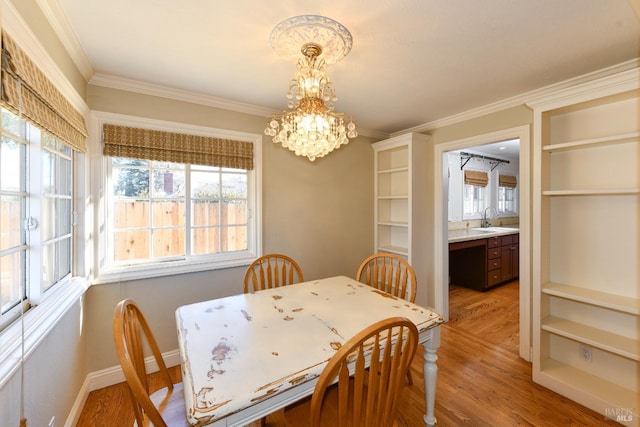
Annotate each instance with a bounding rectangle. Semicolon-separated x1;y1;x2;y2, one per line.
264;15;358;161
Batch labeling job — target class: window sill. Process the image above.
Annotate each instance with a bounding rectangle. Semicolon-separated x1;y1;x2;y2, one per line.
0;277;88;388
93;252;255;285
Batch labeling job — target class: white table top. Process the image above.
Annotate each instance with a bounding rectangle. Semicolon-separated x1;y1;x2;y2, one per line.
175;275;443;426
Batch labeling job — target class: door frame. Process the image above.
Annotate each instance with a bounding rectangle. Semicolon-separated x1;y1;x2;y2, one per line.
433;125;531;361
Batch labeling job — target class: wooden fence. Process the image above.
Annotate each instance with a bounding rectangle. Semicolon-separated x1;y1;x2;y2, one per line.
114;201;247;261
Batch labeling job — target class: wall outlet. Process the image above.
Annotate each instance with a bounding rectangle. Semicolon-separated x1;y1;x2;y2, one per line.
579;344;593;363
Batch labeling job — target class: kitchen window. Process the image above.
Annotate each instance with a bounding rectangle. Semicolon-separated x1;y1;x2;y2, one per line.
498;185;516;214
462;170;488;218
498;174;517;214
463;184;486;216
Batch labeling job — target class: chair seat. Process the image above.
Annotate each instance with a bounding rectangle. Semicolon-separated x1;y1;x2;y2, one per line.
145;382;189;427
132;382;189;427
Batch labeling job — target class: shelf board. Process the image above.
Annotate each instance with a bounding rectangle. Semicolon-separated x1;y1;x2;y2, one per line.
537;359;639;416
377;166;409;174
543;131;640;152
541;316;639;361
542;282;640;314
542;188;640;196
376;245;408;256
377;195;409;200
377;221;409;228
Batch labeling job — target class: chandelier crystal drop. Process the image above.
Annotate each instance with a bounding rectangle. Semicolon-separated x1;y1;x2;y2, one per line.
264;16;357;161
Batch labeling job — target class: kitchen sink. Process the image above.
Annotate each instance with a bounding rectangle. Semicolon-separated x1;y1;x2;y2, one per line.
471;227;518;233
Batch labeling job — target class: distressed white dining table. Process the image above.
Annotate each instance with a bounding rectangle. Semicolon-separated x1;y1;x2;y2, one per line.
175;275;444;426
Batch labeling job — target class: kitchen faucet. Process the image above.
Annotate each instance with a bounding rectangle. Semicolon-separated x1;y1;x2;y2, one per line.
482;206;498;228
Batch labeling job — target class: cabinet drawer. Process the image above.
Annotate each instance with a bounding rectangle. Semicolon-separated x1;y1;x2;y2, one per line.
512;233;519;244
487;237;501;248
501;235;513;246
488;258;502;271
488;270;502;286
488;247;501;259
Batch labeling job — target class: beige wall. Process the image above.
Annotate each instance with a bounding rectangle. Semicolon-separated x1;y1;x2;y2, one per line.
429;105;532;144
85;84;378;370
0;297;87;427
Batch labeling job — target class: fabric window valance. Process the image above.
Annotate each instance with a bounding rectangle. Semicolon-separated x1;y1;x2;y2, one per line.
499;175;517;188
102;124;254;170
1;32;87;152
464;170;488;187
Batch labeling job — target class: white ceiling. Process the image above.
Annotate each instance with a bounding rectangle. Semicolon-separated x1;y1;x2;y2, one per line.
47;0;640;136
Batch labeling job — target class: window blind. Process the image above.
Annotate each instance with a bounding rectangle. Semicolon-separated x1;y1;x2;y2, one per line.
102;124;254;170
499;175;517;188
1;32;87;152
464;170;488;187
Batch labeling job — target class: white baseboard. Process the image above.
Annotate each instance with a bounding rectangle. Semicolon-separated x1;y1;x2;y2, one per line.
65;375;91;427
65;349;180;426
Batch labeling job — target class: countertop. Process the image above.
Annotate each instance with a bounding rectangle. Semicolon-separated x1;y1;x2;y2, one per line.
448;226;519;243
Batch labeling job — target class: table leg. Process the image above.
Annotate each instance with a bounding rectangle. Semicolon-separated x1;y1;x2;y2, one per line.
422;325;441;426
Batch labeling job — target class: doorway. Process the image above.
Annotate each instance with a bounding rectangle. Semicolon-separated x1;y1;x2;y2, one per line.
433;125;531;361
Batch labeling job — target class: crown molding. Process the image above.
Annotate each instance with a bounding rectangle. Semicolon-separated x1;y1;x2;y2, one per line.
525;62;640;110
36;0;93;80
392;58;640;137
90;73;283;118
1;0;89;115
89;73;388;140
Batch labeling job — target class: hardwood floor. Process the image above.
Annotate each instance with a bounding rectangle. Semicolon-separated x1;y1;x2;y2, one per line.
448;281;520;355
77;281;618;426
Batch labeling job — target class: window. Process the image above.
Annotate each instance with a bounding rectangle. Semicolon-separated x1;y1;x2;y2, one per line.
108;159;248;264
462;170;488;218
498;174;517;214
463;184;486;216
0;109;73;330
96;114;261;282
498;186;516;213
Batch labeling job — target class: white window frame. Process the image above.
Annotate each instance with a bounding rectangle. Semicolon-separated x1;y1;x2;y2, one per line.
0;110;75;329
91;112;262;284
462;182;487;220
497;183;518;216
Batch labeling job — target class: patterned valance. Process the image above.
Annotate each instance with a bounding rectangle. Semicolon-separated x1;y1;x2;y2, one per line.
103;124;254;170
1;32;87;152
499;175;517;188
464;170;488;187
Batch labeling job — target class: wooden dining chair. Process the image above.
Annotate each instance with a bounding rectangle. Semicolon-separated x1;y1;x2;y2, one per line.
113;299;189;427
356;253;417;384
356;253;417;303
243;253;304;293
309;317;418;427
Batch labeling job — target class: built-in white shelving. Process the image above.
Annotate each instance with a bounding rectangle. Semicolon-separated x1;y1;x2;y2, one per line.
530;71;639;426
542;131;640;152
372;133;429;281
542;282;640;315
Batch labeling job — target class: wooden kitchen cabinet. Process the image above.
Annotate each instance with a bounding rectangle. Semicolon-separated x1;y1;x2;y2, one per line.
450;231;518;291
500;234;519;282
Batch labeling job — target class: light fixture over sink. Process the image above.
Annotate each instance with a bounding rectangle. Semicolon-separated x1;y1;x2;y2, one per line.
264;15;358;161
